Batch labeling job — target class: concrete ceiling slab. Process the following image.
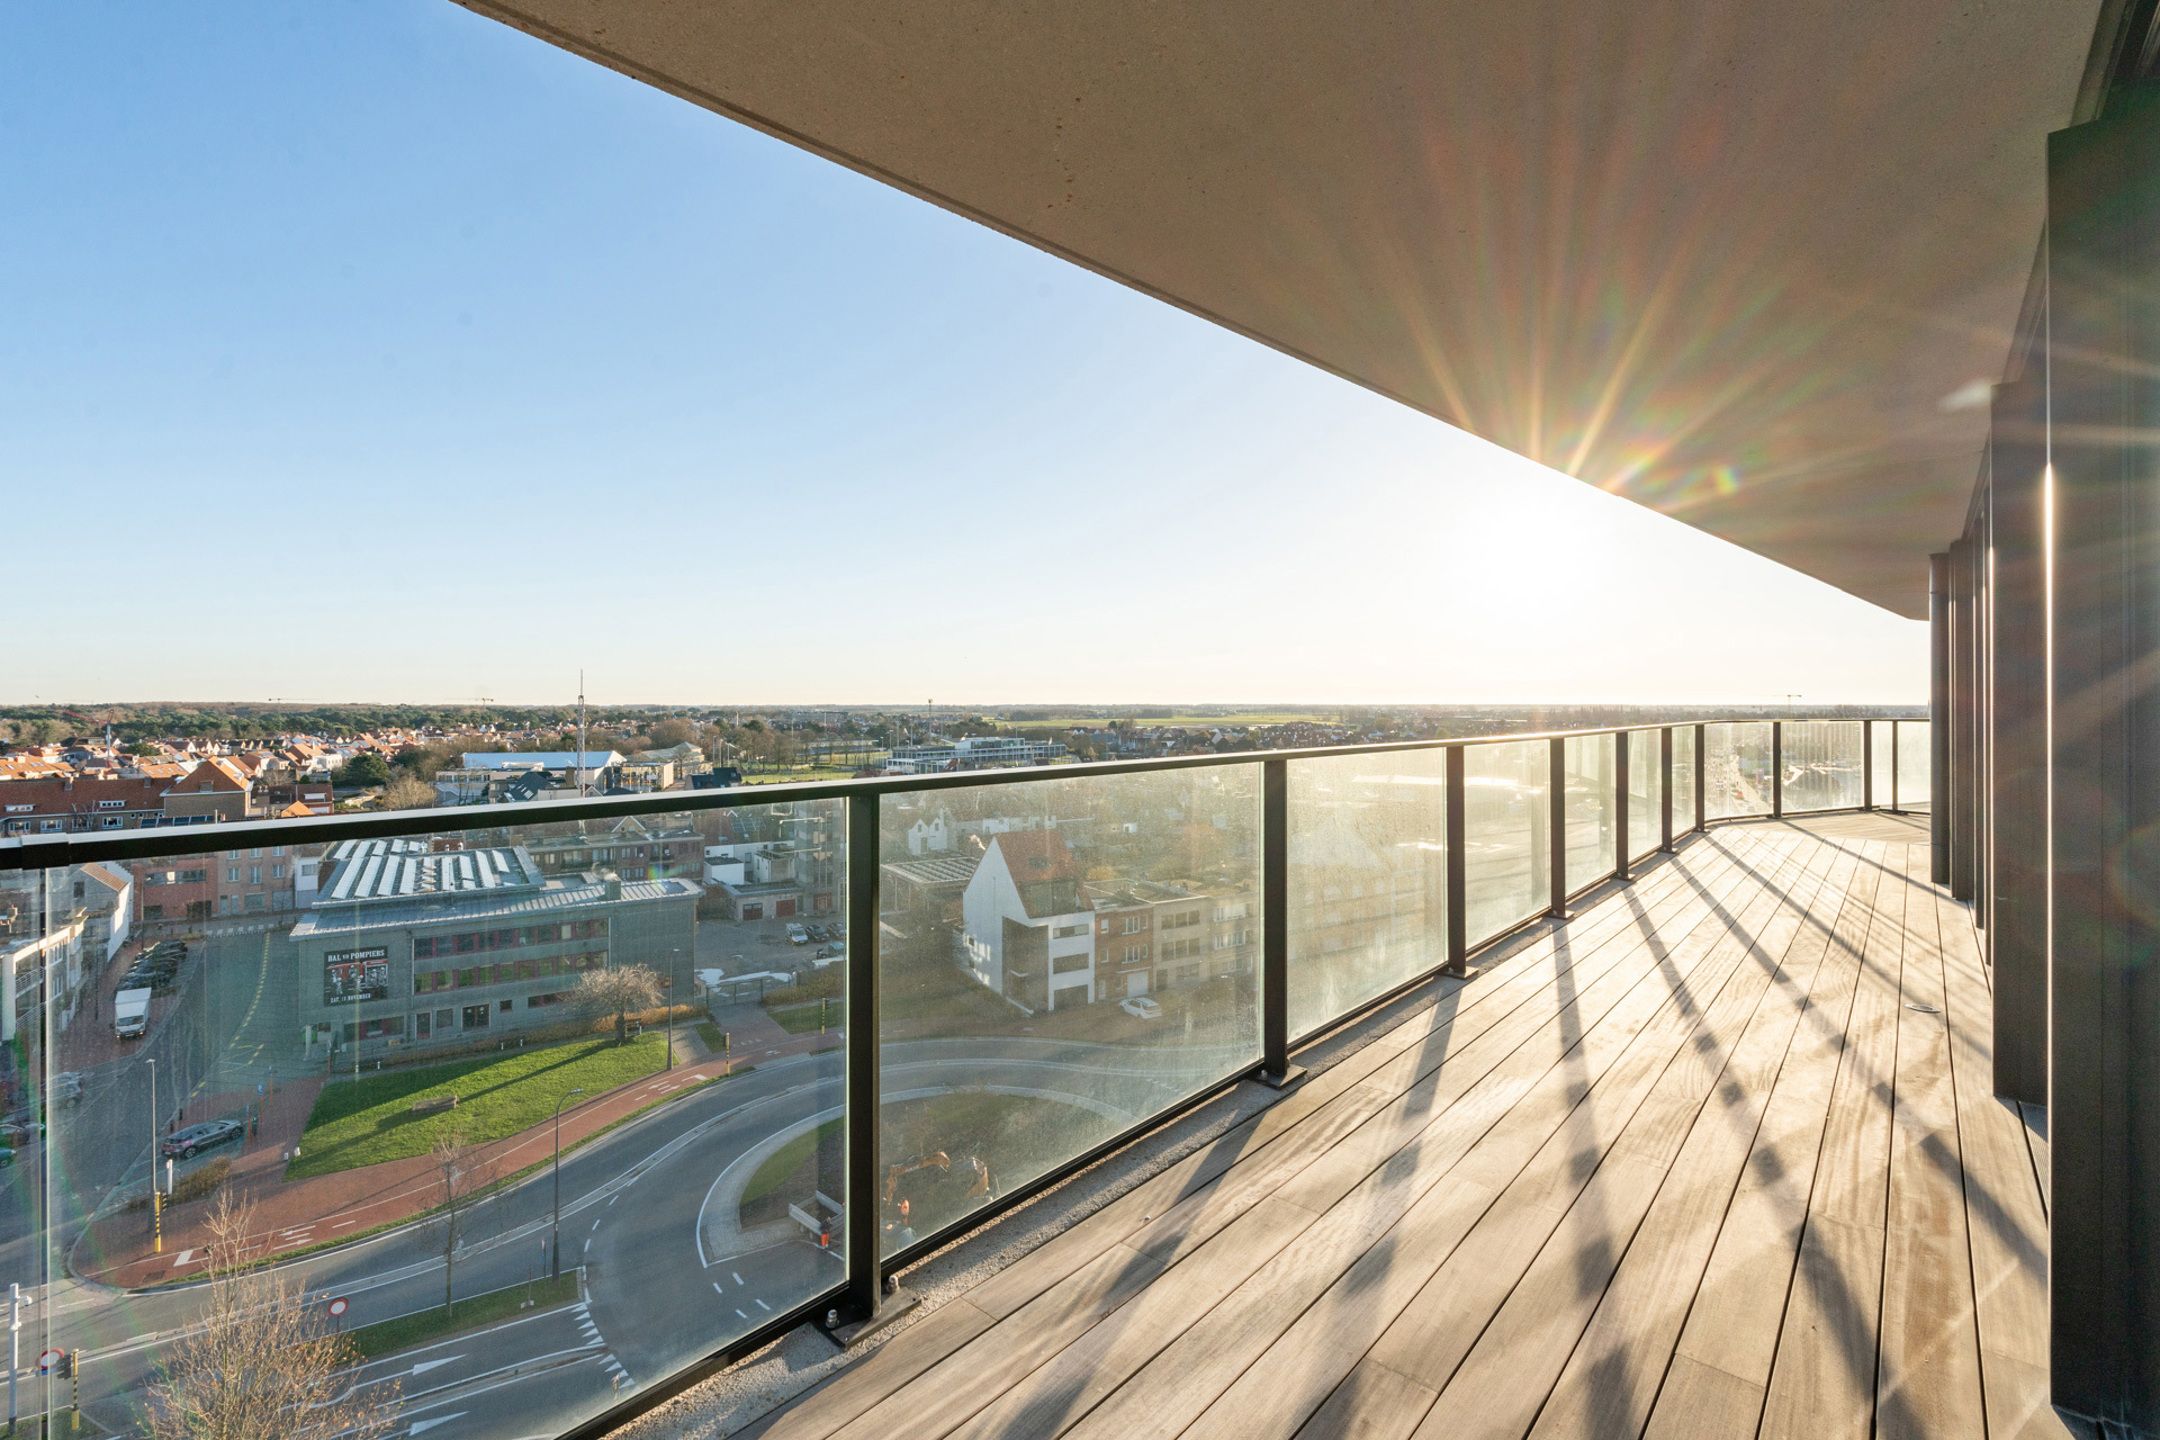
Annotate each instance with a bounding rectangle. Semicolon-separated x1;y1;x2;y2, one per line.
459;0;2105;617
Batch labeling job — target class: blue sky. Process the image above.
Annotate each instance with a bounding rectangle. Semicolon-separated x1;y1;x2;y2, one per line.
2;3;1924;707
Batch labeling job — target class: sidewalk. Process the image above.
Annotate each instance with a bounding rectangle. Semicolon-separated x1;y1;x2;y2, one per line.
77;1027;842;1289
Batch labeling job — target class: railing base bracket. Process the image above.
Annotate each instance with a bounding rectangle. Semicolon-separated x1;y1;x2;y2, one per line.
820;1285;920;1350
1258;1065;1308;1091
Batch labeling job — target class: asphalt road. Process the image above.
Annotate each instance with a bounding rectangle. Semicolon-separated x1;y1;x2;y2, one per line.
28;1031;1252;1438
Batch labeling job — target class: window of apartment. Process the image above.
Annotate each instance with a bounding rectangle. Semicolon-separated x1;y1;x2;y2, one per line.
1122;916;1145;934
97;799;124;810
1052;953;1090;974
225;866;241;883
271;863;285;880
498;998;512;1014
1052;922;1089;939
461;1003;490;1029
249;867;262;885
143;904;163;921
179;868;206;884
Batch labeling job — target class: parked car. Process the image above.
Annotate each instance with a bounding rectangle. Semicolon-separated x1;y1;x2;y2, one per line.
47;1073;82;1106
0;1115;42;1146
1119;996;1164;1021
0;1148;16;1169
786;923;809;945
815;944;843;959
161;1119;244;1160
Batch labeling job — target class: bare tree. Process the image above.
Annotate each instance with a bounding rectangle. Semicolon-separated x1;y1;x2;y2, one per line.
378;774;435;812
144;1194;398;1440
431;1128;495;1312
573;964;663;1045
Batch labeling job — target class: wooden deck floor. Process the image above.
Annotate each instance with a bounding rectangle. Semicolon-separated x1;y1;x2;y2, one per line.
741;817;2066;1440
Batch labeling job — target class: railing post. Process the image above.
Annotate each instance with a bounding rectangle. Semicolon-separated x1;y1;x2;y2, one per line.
1660;727;1674;852
1445;746;1468;975
1614;732;1631;882
1930;553;1952;883
1547;738;1567;917
830;790;913;1344
1890;720;1901;813
1260;759;1301;1087
1694;724;1707;832
1862;720;1874;810
1771;721;1784;819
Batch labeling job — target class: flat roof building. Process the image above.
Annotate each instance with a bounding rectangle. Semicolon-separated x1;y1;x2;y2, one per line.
291;837;700;1058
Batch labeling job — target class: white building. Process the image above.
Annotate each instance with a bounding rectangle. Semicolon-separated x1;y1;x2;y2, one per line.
960;830;1095;1012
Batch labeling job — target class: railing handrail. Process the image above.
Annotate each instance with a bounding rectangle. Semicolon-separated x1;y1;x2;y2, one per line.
0;714;1927;873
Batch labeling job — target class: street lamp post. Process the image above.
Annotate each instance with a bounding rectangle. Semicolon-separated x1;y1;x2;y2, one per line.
666;947;682;1070
549;1087;586;1279
146;1058;158;1237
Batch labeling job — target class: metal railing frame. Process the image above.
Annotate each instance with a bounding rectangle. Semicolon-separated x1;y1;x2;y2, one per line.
0;712;1924;1440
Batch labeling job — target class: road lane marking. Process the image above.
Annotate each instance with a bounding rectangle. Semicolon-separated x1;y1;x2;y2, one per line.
731;1271;743;1286
755;1298;771;1312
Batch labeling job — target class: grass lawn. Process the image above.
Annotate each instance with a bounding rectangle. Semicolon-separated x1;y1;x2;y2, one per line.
742;1119;841;1217
694;1019;728;1053
346;1271;580;1359
768;999;841;1035
738;1093;1088;1232
290;1035;667;1179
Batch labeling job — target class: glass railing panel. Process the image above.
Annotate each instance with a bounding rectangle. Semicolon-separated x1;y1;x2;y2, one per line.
1673;726;1699;831
876;767;1260;1257
1896;720;1933;810
1286;752;1447;1037
20;803;843;1439
1626;729;1663;861
1463;740;1550;945
1781;721;1866;813
1703;722;1775;820
1564;733;1618;889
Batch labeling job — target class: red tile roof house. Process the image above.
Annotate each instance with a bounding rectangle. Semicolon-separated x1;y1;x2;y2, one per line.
161;758;252;823
0;776;173;837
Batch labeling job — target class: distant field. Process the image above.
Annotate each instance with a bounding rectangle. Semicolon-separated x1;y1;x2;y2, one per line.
742;764;871;784
1001;710;1341;730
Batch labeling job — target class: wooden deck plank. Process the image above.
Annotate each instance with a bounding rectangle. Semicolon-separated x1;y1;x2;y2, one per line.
757;822;1771;1440
1400;840;1856;1440
1167;837;1819;1440
1640;842;1891;1438
1362;839;1831;1394
1757;834;1912;1440
1874;844;1986;1440
1289;1361;1436;1440
836;1198;1319;1440
1063;837;1807;1440
958;830;1751;1320
737;1301;1000;1440
1522;842;1866;1440
730;825;2032;1440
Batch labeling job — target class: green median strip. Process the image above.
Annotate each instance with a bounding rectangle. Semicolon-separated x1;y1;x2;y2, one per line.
345;1271;581;1359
